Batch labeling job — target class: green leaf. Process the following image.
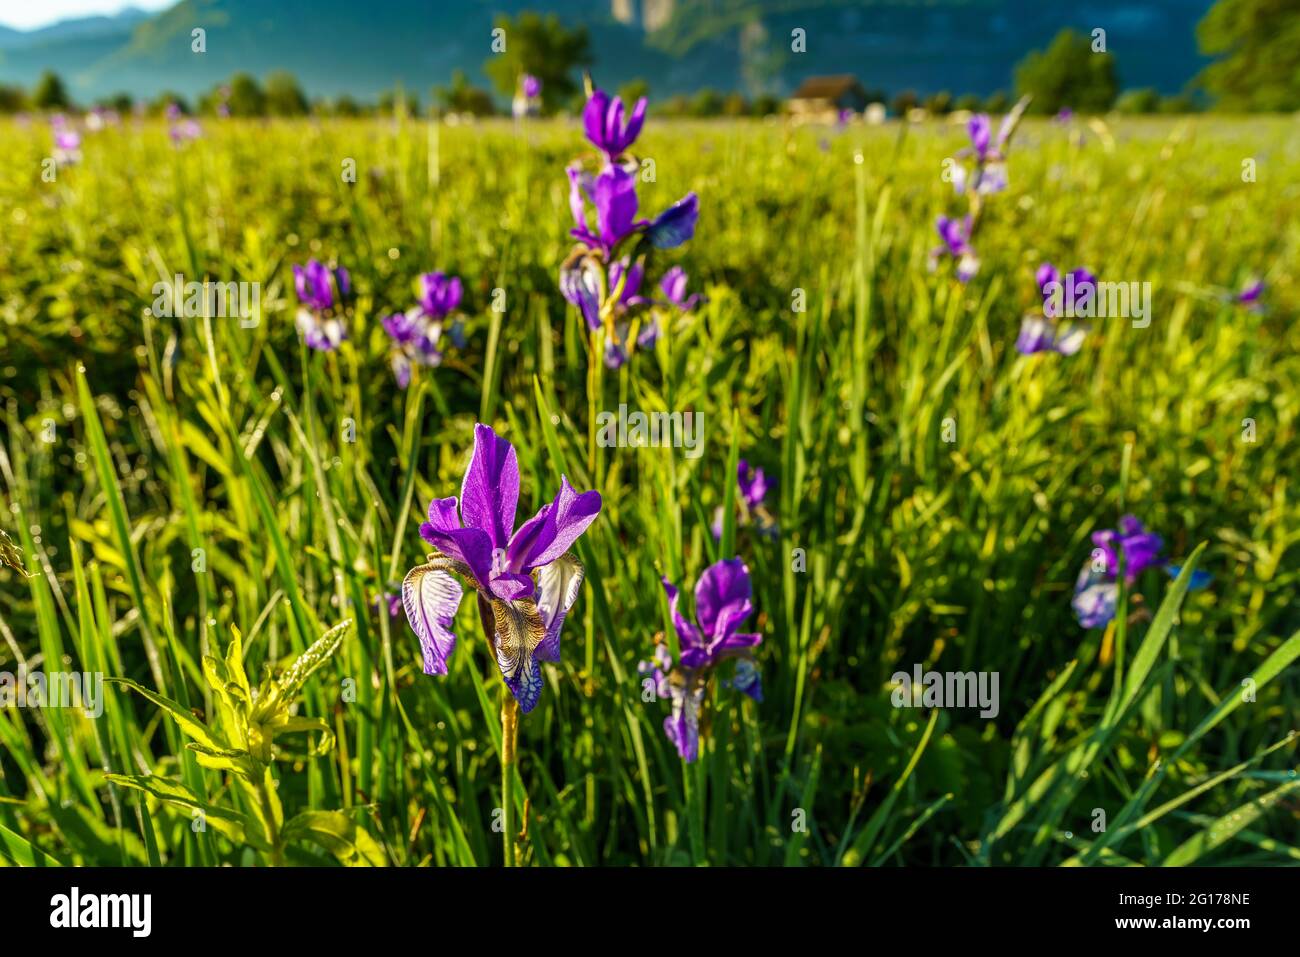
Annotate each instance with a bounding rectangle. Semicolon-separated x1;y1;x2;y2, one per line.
106;676;230;753
0;527;29;577
1120;543;1206;712
282;810;387;866
0;821;63;866
841;708;939;866
260;618;353;714
104;774;267;849
186;742;257;776
1163;779;1300;866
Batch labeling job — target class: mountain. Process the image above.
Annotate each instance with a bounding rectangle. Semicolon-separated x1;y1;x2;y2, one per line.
0;0;1216;103
0;8;149;50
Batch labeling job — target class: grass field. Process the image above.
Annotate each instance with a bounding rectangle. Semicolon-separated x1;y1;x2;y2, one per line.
0;111;1297;867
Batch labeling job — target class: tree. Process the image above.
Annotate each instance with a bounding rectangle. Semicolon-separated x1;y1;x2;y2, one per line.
482;12;591;115
99;92;134;113
1197;0;1300;111
1115;88;1161;114
227;73;266;117
689;89;724;117
378;88;419;116
1159;93;1200;114
152;92;190;115
751;93;781;117
890;90;918;116
435;70;495;117
925;91;953;115
659;95;690;117
722;92;750;117
1014;29;1117;114
0;86;26;114
333;95;362;118
954;93;982;112
31;71;70;110
619;79;650;106
983;91;1010;113
265;71;309;116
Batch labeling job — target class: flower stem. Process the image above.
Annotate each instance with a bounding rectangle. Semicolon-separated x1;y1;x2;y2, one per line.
254;766;285;866
500;689;519;867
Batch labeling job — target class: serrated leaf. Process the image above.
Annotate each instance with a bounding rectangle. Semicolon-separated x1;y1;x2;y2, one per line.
263;618;353;713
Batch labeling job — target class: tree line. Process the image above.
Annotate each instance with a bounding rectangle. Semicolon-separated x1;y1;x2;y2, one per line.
2;1;1292;118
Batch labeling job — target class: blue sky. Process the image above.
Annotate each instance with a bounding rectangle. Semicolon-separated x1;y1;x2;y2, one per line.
0;0;172;31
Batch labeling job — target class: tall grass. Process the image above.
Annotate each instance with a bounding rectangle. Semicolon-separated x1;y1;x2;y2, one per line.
0;114;1296;865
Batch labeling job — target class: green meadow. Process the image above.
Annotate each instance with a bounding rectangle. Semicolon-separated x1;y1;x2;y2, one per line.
0;114;1296;866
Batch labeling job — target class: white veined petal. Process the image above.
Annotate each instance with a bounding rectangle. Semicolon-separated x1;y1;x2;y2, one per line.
402;563;463;676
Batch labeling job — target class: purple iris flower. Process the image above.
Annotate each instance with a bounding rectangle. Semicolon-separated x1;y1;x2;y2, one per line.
712;459;778;540
584;89;648;159
567;162;642;254
1235;279;1264;307
165;102;182;122
609;257;647;309
663;559;762;672
561;90;700;364
738;459;769;511
383;309;444;388
384;271;465;384
641;558;763;761
953;110;1017;195
1072;565;1118;629
403;424;601;713
638;644;673;700
967;114;995;163
1054;107;1074;124
169;119;202;145
930;215;979;282
1038;262;1097;318
559;250;605;331
1165;564;1212;591
1091;515;1164;583
1017;262;1094;356
1015;317;1087;356
55;128;81;153
418;272;462;319
293;260;350;352
522;75;542;99
725;659;763;702
660;266;704;312
1071;517;1208;629
50;113;82;161
597;259;653;366
645;192;699;249
373;589;403;618
294;260;346;312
